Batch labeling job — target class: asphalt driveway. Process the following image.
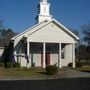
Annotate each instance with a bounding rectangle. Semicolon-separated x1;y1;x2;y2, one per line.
0;78;90;90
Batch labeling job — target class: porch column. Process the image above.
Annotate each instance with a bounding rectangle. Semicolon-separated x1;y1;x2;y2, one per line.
59;43;62;68
72;43;75;68
43;42;46;68
27;41;30;68
27;41;29;57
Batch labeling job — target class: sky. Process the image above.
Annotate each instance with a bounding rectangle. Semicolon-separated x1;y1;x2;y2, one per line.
0;0;90;33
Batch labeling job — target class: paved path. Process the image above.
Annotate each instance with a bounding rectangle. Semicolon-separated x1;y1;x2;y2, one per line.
63;69;90;78
52;68;90;79
0;78;90;90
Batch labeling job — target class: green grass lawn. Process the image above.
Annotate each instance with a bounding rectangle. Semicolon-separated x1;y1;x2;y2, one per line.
0;66;89;79
0;67;66;79
0;67;48;78
77;65;90;72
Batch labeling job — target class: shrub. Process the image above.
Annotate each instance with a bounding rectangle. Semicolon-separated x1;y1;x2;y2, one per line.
0;62;4;67
76;62;82;67
13;63;20;67
32;62;35;67
5;62;13;68
46;65;58;75
68;63;72;67
68;62;82;68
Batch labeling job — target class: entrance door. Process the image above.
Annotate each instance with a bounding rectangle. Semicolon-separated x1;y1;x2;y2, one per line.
46;52;50;66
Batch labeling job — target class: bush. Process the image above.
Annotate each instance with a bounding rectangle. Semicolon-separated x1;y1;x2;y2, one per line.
76;62;82;67
68;62;82;68
46;65;58;75
13;63;20;67
68;63;72;67
0;62;4;67
32;62;35;67
5;62;13;68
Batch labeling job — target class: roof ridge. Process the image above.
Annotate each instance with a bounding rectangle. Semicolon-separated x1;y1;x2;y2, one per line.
11;18;79;41
11;20;48;40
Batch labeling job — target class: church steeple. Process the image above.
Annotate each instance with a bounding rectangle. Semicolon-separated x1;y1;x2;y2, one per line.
40;0;47;3
36;0;52;23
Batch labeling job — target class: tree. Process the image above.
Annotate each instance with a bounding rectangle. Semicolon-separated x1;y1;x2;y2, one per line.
81;24;90;45
3;28;16;45
0;19;17;46
0;28;16;47
79;23;90;63
0;20;3;37
0;19;17;67
2;41;14;67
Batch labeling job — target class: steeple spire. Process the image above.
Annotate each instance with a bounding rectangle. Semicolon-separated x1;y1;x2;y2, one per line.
36;0;52;23
40;0;47;3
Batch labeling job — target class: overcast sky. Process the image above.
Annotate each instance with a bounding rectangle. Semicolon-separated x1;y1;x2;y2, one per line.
0;0;90;33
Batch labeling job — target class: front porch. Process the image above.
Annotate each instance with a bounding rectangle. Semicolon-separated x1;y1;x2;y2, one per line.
15;42;75;68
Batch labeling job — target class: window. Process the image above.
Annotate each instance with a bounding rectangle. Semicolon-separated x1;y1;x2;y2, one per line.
61;50;64;59
61;44;65;59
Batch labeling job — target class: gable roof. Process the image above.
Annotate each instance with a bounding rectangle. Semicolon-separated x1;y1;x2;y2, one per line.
12;19;79;41
52;19;79;40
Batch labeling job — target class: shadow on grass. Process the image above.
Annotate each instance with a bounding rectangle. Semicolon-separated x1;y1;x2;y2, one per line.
80;70;90;73
37;71;48;75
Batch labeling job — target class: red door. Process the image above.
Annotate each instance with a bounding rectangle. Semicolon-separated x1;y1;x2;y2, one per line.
46;52;50;66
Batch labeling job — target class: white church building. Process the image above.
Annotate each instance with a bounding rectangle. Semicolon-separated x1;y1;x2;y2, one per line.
11;0;79;68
